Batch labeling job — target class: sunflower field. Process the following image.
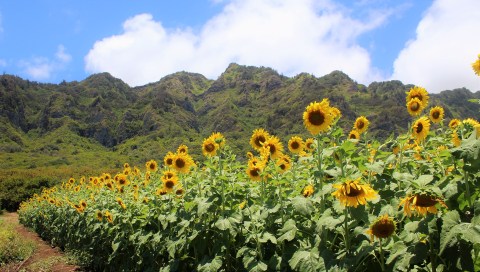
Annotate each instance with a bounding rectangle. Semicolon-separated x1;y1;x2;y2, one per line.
18;67;480;271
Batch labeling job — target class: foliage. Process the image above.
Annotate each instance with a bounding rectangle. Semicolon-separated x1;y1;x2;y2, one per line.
0;218;36;266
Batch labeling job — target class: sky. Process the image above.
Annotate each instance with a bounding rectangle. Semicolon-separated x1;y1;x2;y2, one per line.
0;0;479;93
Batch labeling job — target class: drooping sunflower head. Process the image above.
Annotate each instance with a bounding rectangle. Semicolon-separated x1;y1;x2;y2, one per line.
172;152;194;173
412;116;431;142
163;152;175;168
202;137;219;157
406;97;423;116
276;155;291;173
348;130;360;141
449;118;461;129
472;53;480;76
303;185;314;197
262;135;284;160
304;138;315;152
146;159;158;172
177;144;189;154
399;194;447;217
288;136;304;154
250;128;270;151
209;132;226;148
429;106;444;123
303;99;334;135
366;214;396;241
353;116;369;134
332;178;378;207
406;86;429;109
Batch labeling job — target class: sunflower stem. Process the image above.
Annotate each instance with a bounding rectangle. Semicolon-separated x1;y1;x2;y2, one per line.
429;232;437;272
344;207;350;255
463;169;472;208
378;238;386;272
315;134;325;213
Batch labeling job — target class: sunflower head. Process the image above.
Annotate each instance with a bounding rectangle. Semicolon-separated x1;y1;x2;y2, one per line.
172;153;194;173
250;129;270;151
104;211;113;223
288;136;304;154
156;187;168;196
246;165;263;181
472;54;480;76
304;138;315;152
463;118;479;128
96;210;103;221
146;159;158;172
202;137;219;157
366;214;396;241
354;116;369;134
303;100;334;135
412;116;431;142
276;155;291;173
399;194;447;217
348;130;360;141
303;185;314;197
406;98;424;116
177;144;189;154
209;132;226;148
262;135;284;160
332;178;378;207
115;174;130;187
163;152;175;168
429;106;444;123
449;118;461;129
116;198;127;210
406;86;429;109
163;177;178;192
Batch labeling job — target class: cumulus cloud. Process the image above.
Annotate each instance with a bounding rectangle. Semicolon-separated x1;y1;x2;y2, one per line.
20;45;72;80
392;0;480;93
85;0;390;86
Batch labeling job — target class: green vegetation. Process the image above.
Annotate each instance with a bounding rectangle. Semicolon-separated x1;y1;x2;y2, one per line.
0;218;36;267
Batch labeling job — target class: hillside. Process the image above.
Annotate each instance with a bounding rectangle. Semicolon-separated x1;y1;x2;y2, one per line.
0;63;479;182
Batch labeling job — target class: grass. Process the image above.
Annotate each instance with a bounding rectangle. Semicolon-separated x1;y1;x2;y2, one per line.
0;218;36;267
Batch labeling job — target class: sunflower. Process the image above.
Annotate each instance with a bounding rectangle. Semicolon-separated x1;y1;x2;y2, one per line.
348;130;360;140
250;128;270;151
175;187;185;198
177;144;189;154
304;138;315;152
246;165;263;181
104;211;113;223
103;173;111;181
156;187;168;196
406;86;429;110
406;98;423;116
80;200;87;208
472;54;480;76
115;174;130;187
95;210;103;221
399;194;447;217
449;118;461;129
68;178;75;185
288;136;304;154
303;185;314;197
163;177;178;192
366;214;396;241
353;116;369;134
452;130;461;147
412;116;430;142
248;156;262;168
463;118;479;128
172;153;194;173
161;170;177;182
429;106;444;123
303;99;334;135
262;135;284;160
116;198;127;210
163;152;175;168
202;137;219;157
332;178;378;207
209;132;226;148
146;159;158;172
276;155;291;173
123;163;130;169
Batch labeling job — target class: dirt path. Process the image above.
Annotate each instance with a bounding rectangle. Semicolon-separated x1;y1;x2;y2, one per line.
1;212;81;272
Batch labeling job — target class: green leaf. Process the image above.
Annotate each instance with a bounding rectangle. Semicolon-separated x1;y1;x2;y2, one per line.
278;219;297;242
258;232;277;244
197;255;223;272
364;161;384;174
291;196;313;216
215;217;232;231
316;208;342;231
387;241;408;265
414;174;434;187
288;248;325;272
247;261;268;272
196;197;212;217
451;133;480;172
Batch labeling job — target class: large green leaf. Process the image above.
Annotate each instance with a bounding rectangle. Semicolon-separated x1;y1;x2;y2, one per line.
278;219;297;242
291;196;313;216
288;248;325;272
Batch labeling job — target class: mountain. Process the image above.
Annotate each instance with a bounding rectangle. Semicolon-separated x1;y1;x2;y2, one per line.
1;63;479;178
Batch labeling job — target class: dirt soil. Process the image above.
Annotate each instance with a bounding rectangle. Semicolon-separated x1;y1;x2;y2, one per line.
1;212;82;272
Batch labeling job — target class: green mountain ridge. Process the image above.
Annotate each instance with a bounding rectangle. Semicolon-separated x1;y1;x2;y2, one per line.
1;63;479;172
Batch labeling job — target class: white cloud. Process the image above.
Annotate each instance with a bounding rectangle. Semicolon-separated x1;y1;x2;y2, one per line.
0;59;6;67
20;45;72;80
85;0;390;86
392;0;480;93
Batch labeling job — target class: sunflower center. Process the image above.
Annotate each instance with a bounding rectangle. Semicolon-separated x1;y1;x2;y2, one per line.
280;164;286;170
357;121;364;130
411;94;422;102
165;180;175;189
249;168;260;177
166;158;173;165
415;195;437;207
371;222;395;238
410;102;420;111
416;122;424;133
149;164;155;170
432;111;440;119
308;110;325;126
175;158;186;168
267;144;276;155
205;143;215;152
254;136;266;147
349;133;357;139
345;185;363;197
291;141;300;150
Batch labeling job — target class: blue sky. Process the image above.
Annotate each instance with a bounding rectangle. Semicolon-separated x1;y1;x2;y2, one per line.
0;0;479;93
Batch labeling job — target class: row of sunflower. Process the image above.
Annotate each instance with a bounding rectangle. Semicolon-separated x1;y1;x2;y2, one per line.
18;72;480;271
